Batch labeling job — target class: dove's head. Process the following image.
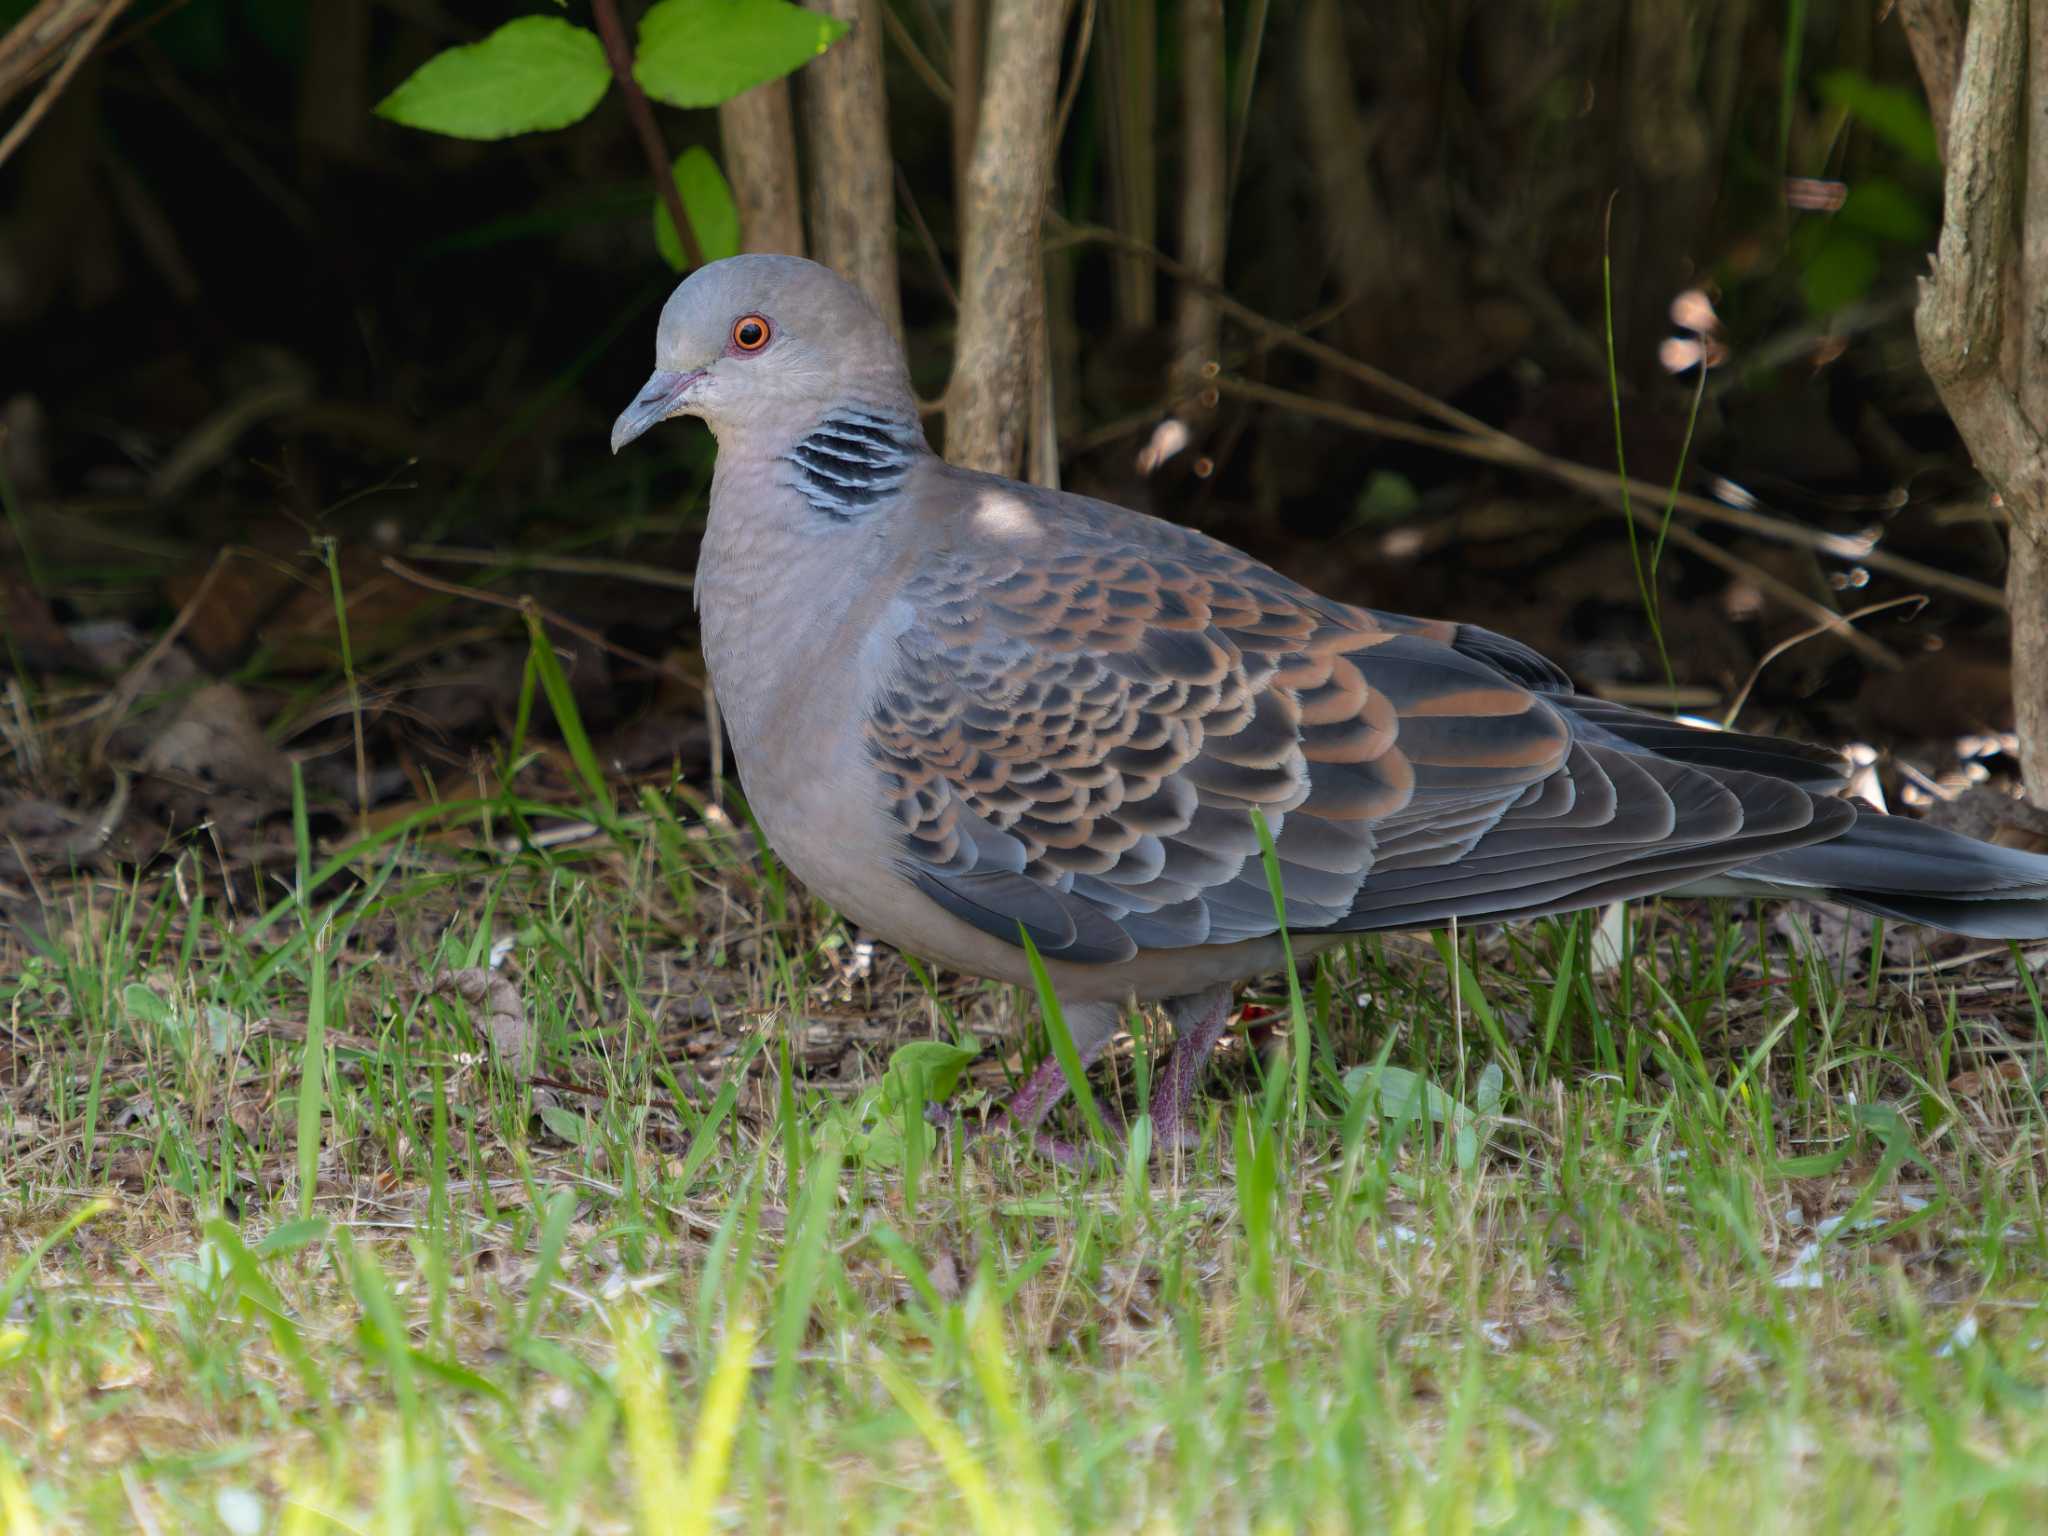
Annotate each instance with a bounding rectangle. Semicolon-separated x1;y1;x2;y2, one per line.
610;254;916;452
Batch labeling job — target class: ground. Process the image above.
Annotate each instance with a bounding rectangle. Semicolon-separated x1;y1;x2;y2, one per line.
5;757;2048;1531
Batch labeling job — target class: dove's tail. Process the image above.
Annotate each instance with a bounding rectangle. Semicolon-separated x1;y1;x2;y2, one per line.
1705;809;2048;940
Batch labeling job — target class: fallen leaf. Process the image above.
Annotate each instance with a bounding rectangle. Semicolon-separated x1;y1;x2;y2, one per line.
1948;1060;2026;1098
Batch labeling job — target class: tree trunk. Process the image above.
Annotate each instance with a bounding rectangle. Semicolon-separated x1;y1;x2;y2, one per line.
944;0;1068;475
1168;0;1226;415
719;82;805;256
802;0;901;340
1900;0;2047;804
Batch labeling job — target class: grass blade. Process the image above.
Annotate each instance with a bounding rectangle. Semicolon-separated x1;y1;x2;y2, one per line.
615;1303;688;1536
677;1311;759;1536
1019;926;1110;1153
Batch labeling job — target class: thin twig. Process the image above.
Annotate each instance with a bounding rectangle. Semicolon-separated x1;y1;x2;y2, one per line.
1051;0;1097;150
1211;375;1907;671
588;0;702;269
879;0;952;102
404;544;695;592
1647;517;1902;672
1048;217;1501;438
1722;595;1927;729
0;0;102;98
379;556;701;690
0;0;129;172
86;542;229;770
894;161;958;310
1224;0;1269;207
1052;216;2002;610
1206;373;2004;610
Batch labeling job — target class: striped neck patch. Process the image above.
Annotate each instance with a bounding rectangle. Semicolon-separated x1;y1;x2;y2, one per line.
782;408;918;521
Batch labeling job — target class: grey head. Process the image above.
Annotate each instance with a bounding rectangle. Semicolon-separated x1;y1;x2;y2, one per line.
610;255;919;454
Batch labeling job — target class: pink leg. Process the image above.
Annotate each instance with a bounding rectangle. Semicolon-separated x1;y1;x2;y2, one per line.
1001;999;1124;1163
929;1000;1125;1165
1147;987;1236;1153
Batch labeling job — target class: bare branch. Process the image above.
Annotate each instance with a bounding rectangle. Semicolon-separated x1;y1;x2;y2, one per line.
1169;0;1226;413
1907;0;2048;798
1916;0;2022;404
1225;0;1270;204
1101;0;1157;328
0;0;127;172
1212;374;1906;672
944;0;1068;474
879;2;953;104
590;0;701;269
2021;3;2048;433
952;0;982;232
719;81;806;256
1027;261;1059;489
1211;372;2003;612
1295;0;1397;342
1050;0;1095;148
802;0;902;340
1895;0;1967;162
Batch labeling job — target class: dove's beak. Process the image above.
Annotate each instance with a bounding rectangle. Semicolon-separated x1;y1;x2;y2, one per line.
610;368;705;453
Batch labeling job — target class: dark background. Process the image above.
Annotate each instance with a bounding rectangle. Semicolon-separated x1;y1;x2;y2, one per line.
0;0;2014;871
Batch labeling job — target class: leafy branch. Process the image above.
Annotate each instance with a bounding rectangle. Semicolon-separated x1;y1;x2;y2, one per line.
374;0;847;272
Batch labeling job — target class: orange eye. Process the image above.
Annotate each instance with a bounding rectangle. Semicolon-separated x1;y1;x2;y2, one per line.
732;314;771;351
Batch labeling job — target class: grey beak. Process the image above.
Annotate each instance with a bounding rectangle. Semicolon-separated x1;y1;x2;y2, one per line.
610;368;704;453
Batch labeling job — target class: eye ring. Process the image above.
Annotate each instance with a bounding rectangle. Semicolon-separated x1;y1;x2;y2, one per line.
732;314;771;352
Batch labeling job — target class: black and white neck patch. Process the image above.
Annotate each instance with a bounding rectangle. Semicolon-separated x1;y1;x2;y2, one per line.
781;408;917;520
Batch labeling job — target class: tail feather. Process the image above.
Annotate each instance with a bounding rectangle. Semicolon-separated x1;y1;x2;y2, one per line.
1729;809;2048;940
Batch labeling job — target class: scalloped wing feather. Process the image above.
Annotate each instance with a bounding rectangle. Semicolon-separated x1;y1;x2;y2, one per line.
865;472;1852;962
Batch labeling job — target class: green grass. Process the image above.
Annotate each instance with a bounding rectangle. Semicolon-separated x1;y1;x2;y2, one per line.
6;765;2048;1531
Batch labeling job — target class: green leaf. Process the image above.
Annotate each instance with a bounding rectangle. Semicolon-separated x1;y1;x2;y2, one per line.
1343;1064;1473;1128
1801;229;1880;315
1473;1061;1504;1118
540;1105;593;1147
654;148;743;271
1837;178;1933;244
1353;470;1419;524
1817;70;1939;166
880;1040;981;1112
635;0;848;109
251;1219;330;1260
122;983;172;1028
376;17;610;141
